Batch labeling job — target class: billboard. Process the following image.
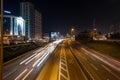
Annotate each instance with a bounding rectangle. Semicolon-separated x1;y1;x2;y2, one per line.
51;32;57;39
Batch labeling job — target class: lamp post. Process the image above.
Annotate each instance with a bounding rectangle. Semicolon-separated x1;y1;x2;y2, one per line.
92;28;97;39
71;28;75;39
57;32;60;40
0;0;3;79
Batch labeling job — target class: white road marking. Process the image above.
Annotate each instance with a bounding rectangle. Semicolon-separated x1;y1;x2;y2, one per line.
59;48;70;80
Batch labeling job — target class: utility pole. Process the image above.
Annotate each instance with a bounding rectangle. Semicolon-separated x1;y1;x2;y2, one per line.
0;0;3;79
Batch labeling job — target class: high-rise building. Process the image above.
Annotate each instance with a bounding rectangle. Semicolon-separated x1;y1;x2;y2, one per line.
35;10;42;39
20;2;35;39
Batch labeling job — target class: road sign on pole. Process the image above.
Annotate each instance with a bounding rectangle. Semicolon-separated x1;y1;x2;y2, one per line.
0;0;3;79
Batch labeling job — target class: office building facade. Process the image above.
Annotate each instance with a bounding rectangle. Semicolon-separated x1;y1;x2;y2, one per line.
35;10;42;39
20;2;35;39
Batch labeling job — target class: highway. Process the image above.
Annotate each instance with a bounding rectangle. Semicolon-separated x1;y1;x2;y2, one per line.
37;40;88;80
37;39;120;80
3;40;62;80
68;40;120;80
3;39;120;80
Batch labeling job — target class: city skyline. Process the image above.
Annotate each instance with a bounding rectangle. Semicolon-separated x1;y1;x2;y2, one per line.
4;0;120;35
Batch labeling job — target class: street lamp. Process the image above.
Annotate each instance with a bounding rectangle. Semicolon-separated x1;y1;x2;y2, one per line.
57;32;60;39
71;28;74;34
71;28;74;32
71;28;75;39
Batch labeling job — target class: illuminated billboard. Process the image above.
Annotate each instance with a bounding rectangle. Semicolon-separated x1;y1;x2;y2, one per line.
51;32;57;39
14;17;25;36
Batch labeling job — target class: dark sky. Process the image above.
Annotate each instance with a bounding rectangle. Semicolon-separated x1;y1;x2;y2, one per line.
4;0;120;35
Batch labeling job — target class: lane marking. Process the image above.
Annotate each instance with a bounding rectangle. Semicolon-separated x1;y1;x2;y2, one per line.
59;48;70;80
61;66;67;72
60;72;68;80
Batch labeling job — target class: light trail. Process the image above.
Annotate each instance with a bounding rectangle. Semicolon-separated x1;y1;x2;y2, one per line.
37;52;49;67
20;52;38;65
102;64;120;80
3;68;17;79
14;69;28;80
22;69;33;80
81;48;120;72
25;50;45;65
20;49;44;65
32;51;48;67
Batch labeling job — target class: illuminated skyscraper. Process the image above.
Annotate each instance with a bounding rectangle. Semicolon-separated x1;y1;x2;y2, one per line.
20;2;35;39
3;15;25;36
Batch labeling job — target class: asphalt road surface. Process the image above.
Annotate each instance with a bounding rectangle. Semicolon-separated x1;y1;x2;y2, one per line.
37;40;88;80
68;40;120;80
37;39;120;80
3;40;61;80
3;39;120;80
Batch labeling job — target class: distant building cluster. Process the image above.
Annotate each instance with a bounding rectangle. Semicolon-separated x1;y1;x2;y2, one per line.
3;1;42;44
107;24;120;39
109;24;120;34
43;32;63;42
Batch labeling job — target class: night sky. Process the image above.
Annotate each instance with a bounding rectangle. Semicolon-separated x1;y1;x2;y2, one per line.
4;0;120;35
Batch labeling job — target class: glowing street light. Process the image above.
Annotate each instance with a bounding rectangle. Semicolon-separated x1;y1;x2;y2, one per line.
93;28;96;31
71;28;75;39
71;28;74;32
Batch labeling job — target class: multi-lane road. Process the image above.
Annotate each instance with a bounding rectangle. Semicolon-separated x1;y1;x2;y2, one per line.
3;39;120;80
68;40;120;80
37;40;120;80
37;40;87;80
3;40;62;80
